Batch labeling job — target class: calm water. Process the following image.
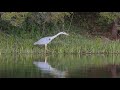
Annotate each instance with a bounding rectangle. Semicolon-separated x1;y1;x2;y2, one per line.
0;54;120;78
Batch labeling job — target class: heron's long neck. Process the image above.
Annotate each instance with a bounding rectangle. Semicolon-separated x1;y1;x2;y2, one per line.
51;33;62;40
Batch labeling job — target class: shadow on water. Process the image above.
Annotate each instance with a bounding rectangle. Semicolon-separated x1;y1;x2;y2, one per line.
1;54;120;78
33;55;67;78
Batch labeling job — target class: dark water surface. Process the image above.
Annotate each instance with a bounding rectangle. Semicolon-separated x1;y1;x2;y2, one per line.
0;54;120;78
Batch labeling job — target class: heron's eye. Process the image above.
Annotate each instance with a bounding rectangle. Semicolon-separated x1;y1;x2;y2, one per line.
49;38;51;40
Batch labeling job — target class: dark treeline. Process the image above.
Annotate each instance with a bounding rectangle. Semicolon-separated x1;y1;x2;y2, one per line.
0;12;120;39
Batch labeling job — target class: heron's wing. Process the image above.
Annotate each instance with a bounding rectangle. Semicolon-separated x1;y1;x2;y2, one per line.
36;36;52;45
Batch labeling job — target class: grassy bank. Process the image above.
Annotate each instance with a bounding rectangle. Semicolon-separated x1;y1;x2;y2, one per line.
1;29;120;54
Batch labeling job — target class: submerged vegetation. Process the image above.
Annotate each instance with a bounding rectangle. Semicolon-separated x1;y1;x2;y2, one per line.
1;12;120;54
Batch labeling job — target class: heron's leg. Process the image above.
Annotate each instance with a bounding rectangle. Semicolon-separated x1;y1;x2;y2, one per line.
45;56;47;63
45;44;47;54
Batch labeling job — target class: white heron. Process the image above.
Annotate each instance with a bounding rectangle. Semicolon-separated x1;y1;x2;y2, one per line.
34;32;69;53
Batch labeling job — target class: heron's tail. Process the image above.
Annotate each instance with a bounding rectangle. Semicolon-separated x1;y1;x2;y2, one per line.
34;42;37;45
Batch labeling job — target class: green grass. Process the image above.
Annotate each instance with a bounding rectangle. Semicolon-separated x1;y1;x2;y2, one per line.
1;27;120;54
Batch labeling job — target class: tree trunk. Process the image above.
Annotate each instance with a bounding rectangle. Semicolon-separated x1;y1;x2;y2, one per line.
111;19;118;40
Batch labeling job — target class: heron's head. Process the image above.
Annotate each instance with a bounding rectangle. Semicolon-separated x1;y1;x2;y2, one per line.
60;32;69;36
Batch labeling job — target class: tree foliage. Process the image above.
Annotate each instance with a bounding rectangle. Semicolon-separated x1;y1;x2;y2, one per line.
1;12;30;26
99;12;120;24
1;12;120;35
0;12;71;27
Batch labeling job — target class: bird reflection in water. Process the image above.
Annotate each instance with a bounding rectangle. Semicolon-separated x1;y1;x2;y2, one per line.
33;55;67;78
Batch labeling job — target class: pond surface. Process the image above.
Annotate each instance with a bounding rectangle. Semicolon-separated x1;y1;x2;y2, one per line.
0;54;120;78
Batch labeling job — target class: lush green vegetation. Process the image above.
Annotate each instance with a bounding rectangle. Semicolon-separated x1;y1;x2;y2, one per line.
1;28;120;54
1;12;120;54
